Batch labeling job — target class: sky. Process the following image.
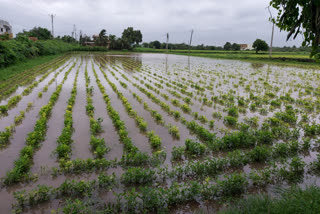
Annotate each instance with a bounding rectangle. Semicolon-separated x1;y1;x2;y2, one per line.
1;0;304;47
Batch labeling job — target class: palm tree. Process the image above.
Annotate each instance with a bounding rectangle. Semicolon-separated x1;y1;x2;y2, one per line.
108;34;116;50
97;29;108;46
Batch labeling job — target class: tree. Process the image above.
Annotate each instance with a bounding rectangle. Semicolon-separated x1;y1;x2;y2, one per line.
253;39;269;53
17;27;52;40
150;40;161;49
108;34;117;50
270;0;320;59
142;42;149;48
231;43;240;51
121;27;143;46
96;29;108;47
224;42;232;50
61;35;77;43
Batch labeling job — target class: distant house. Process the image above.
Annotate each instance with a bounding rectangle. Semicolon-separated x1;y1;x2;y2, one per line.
29;37;38;42
92;35;99;41
239;44;253;50
0;20;13;37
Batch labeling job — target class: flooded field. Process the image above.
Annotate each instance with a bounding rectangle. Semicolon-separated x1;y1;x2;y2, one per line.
0;53;320;213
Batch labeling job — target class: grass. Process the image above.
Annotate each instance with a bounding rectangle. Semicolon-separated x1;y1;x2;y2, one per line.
0;54;64;82
220;185;320;214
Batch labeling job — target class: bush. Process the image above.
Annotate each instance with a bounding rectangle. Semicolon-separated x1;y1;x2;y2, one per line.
185;139;206;156
224;116;238;126
0;38;79;68
169;125;180;139
147;131;162;149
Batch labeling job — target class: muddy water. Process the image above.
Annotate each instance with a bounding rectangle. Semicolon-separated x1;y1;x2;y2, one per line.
93;61;152;155
102;62;197;164
0;171;100;214
0;59;74;131
71;61;93;160
1;53;320;213
31;62;79;174
0;58;73;106
0;62;75;177
89;62;123;160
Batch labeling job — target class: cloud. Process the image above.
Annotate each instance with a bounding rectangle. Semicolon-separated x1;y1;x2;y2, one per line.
0;0;303;46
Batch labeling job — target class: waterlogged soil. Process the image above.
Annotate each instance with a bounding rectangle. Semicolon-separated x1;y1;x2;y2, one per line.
71;62;93;160
0;61;75;177
31;61;79;174
1;53;320;213
0;59;74;131
94;62;152;155
90;63;122;160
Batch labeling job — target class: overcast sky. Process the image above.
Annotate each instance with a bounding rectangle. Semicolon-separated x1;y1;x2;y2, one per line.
1;0;304;47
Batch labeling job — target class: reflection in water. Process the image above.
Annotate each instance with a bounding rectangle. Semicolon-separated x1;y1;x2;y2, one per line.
188;56;191;72
165;54;168;73
251;62;265;69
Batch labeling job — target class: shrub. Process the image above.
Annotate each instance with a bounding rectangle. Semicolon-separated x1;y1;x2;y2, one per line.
224;116;238;126
228;107;239;117
168;125;180;139
147;131;162;149
172;146;184;160
248;145;270;162
185;139;206;156
0;105;8;114
121;167;156;184
181;104;191;113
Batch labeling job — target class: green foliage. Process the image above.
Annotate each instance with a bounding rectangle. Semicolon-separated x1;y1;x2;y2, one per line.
168;124;180;139
0;105;8;114
185;139;206;156
121;167;155;184
0;39;78;67
252;39;269;53
122;27;143;45
147;131;162;149
181;103;191;113
17;27;52;40
172;146;185;161
224;116;238;126
221;185;320;214
270;0;320;59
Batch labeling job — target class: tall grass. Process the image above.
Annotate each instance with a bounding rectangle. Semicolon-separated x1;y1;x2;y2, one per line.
220;185;320;214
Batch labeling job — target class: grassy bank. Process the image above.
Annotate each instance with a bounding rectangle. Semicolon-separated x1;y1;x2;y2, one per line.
133;47;320;69
0;54;64;82
219;185;320;214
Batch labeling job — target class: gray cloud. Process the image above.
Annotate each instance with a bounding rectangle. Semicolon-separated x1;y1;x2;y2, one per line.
0;0;303;46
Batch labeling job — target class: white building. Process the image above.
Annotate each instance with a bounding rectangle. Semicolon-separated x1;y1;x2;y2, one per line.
239;44;253;50
0;20;12;35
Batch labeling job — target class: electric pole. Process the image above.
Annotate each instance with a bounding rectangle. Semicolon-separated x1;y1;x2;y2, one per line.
267;6;274;58
49;14;56;38
188;29;194;54
166;33;169;51
73;24;77;40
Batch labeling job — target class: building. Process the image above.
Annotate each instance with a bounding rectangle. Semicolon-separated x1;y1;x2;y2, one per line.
29;37;38;42
0;20;12;36
239;44;253;50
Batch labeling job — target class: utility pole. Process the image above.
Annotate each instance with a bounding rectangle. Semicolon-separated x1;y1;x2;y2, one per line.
73;24;77;40
166;33;169;51
79;30;82;44
267;6;274;58
188;29;194;54
49;14;56;38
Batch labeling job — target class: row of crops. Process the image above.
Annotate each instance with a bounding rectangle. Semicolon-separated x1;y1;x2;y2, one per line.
0;53;319;213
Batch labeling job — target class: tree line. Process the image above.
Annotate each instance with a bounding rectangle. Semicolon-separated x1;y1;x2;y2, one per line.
0;26;143;67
